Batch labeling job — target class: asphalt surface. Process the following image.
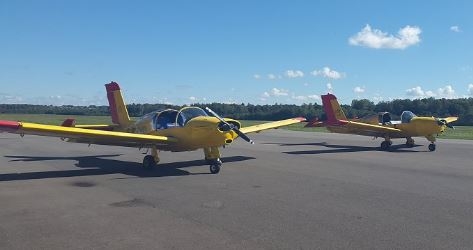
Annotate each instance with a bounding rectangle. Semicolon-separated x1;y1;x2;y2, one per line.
1;130;473;249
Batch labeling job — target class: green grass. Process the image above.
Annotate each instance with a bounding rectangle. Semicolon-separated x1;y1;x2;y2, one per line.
2;114;471;140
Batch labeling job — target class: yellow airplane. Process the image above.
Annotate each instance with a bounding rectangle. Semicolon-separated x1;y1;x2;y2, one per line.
0;82;305;174
305;93;458;151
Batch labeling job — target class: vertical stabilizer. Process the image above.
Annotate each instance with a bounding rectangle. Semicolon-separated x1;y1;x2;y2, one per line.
105;81;132;126
322;94;347;122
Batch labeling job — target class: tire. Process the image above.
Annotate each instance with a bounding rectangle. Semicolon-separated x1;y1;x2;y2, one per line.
380;141;390;150
210;164;221;174
428;144;436;152
143;155;156;169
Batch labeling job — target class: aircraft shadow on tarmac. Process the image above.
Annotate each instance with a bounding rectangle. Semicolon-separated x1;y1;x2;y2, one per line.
263;142;423;155
0;155;255;182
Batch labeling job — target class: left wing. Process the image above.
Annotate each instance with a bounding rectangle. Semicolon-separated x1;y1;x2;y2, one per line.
0;120;178;146
239;117;306;134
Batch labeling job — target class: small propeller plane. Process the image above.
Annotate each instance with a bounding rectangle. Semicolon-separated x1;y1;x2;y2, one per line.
0;82;305;174
305;93;458;151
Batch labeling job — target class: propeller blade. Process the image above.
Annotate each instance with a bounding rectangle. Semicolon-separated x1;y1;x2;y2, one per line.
205;107;254;144
233;128;254;144
205;107;226;122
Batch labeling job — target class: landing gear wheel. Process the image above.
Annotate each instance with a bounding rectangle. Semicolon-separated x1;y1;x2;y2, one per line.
428;143;436;152
143;155;157;169
209;159;222;174
380;141;390;151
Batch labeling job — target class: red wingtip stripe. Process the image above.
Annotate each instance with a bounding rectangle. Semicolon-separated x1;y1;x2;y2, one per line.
105;81;121;92
0;120;21;131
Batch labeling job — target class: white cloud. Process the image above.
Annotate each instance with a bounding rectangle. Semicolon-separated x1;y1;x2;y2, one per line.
437;85;455;98
189;96;197;101
260;88;290;100
0;93;24;103
292;95;307;101
468;84;473;96
308;94;321;101
291;93;321;103
406;86;435;98
253;74;261;79
312;67;343;79
354;86;365;93
326;83;333;93
450;26;461;33
285;70;304;78
349;24;422;49
267;74;279;80
425;90;436;97
406;85;457;99
271;88;289;96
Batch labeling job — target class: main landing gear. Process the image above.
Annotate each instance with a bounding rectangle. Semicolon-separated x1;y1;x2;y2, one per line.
204;147;223;174
405;137;415;148
380;139;392;151
141;146;225;174
143;146;160;169
426;135;436;152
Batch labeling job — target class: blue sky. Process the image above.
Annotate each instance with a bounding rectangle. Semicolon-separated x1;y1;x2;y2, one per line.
1;0;473;106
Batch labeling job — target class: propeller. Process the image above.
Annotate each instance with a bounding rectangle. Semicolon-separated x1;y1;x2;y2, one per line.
205;107;254;144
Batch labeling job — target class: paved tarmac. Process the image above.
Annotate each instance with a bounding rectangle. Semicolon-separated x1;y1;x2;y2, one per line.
1;130;473;249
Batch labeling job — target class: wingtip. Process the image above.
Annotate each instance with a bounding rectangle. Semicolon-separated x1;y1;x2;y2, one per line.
0;120;21;131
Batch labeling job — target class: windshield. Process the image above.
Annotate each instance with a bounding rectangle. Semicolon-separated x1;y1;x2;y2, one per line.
401;111;417;123
176;107;209;125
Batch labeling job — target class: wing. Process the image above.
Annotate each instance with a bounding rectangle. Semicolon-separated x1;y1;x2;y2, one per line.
334;120;404;137
239;117;306;134
441;117;458;124
0;120;178;146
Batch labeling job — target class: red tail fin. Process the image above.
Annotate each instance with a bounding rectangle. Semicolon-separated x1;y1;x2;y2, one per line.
105;81;131;126
322;93;347;124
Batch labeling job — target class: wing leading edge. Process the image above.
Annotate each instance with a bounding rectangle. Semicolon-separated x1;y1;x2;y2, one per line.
239;117;306;134
0;120;177;146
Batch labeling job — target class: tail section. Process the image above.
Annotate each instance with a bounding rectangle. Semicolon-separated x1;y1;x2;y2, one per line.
321;93;347;123
105;81;132;127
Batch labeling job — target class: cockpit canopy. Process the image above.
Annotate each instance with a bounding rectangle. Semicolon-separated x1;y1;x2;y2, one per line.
401;111;417;123
151;107;209;130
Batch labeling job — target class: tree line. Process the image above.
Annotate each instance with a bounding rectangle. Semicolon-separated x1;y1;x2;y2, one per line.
1;97;473;125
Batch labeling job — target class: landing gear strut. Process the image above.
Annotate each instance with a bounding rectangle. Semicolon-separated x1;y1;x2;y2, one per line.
204;147;223;174
405;137;415;147
143;146;160;169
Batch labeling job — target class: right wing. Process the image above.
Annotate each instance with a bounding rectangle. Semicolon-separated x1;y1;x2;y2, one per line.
239;117;306;134
0;120;178;146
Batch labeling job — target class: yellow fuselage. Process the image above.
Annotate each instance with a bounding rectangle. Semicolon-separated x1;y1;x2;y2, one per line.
134;116;239;152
